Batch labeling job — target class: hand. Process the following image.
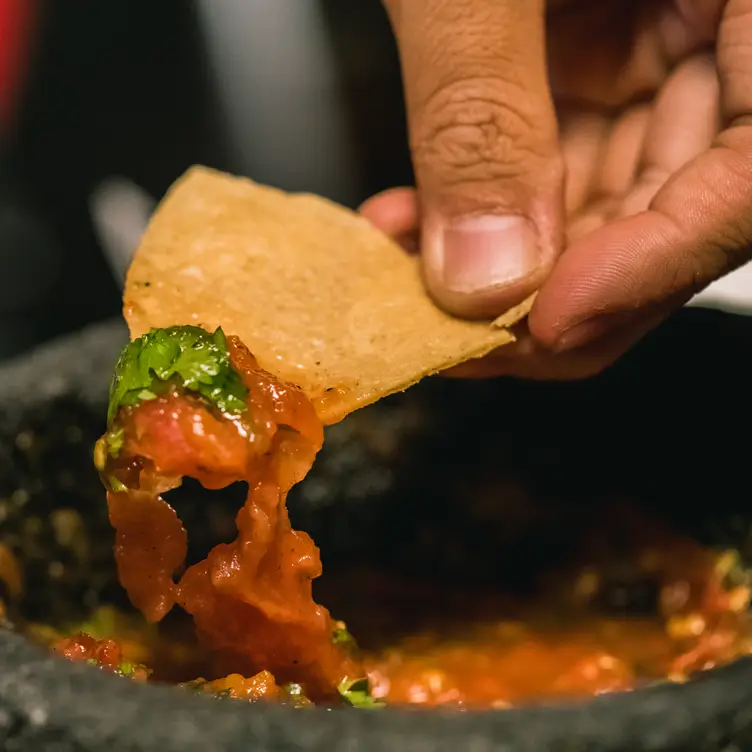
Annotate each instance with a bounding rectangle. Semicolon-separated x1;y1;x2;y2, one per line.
362;0;752;379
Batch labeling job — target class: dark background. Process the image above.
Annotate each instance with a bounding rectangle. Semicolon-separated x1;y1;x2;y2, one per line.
0;0;411;361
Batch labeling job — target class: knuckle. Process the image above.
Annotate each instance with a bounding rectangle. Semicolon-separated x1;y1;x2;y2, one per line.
667;255;709;299
410;77;556;188
662;132;752;288
686;228;751;287
694;149;752;271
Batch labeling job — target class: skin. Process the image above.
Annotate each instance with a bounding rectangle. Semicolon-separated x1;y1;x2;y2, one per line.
361;0;752;379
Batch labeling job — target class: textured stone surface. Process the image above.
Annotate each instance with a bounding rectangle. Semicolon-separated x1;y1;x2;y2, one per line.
1;311;752;750
0;319;128;414
2;628;752;752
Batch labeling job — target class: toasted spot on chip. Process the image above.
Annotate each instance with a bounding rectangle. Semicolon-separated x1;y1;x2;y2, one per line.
124;166;534;424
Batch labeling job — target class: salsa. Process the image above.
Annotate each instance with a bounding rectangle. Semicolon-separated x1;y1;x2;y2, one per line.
48;548;752;709
98;334;362;703
28;325;752;709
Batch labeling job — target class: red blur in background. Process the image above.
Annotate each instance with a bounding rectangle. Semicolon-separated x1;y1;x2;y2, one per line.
0;0;35;133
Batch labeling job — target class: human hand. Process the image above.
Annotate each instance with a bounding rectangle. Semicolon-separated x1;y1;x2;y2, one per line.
362;0;752;379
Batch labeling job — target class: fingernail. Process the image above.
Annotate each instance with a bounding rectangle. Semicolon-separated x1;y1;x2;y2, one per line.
440;215;539;293
553;316;617;353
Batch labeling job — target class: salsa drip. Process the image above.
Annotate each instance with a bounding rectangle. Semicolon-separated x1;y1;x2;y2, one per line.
72;326;752;710
100;337;361;701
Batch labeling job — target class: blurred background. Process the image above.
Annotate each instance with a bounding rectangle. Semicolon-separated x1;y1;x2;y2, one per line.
0;0;412;361
0;0;750;363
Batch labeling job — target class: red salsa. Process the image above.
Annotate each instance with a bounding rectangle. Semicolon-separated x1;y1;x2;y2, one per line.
46;329;750;709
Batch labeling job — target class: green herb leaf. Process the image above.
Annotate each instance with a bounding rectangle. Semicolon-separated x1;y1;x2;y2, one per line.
332;624;361;659
332;625;357;648
115;661;152;680
104;476;128;493
106;426;125;456
337;677;385;709
107;326;249;424
96;426;126;465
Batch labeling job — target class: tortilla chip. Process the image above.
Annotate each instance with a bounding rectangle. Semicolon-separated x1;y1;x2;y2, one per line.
124;166;534;424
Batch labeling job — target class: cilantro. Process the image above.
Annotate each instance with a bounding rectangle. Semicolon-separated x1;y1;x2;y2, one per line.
106;426;124;456
332;624;359;657
337;677;385;709
94;426;126;467
332;625;355;646
103;475;128;493
107;326;249;424
115;661;152;681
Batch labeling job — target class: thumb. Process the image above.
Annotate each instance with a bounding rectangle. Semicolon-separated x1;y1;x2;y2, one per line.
384;0;564;317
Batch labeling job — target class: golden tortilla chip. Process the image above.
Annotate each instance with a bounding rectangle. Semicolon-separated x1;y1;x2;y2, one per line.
124;166;534;424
